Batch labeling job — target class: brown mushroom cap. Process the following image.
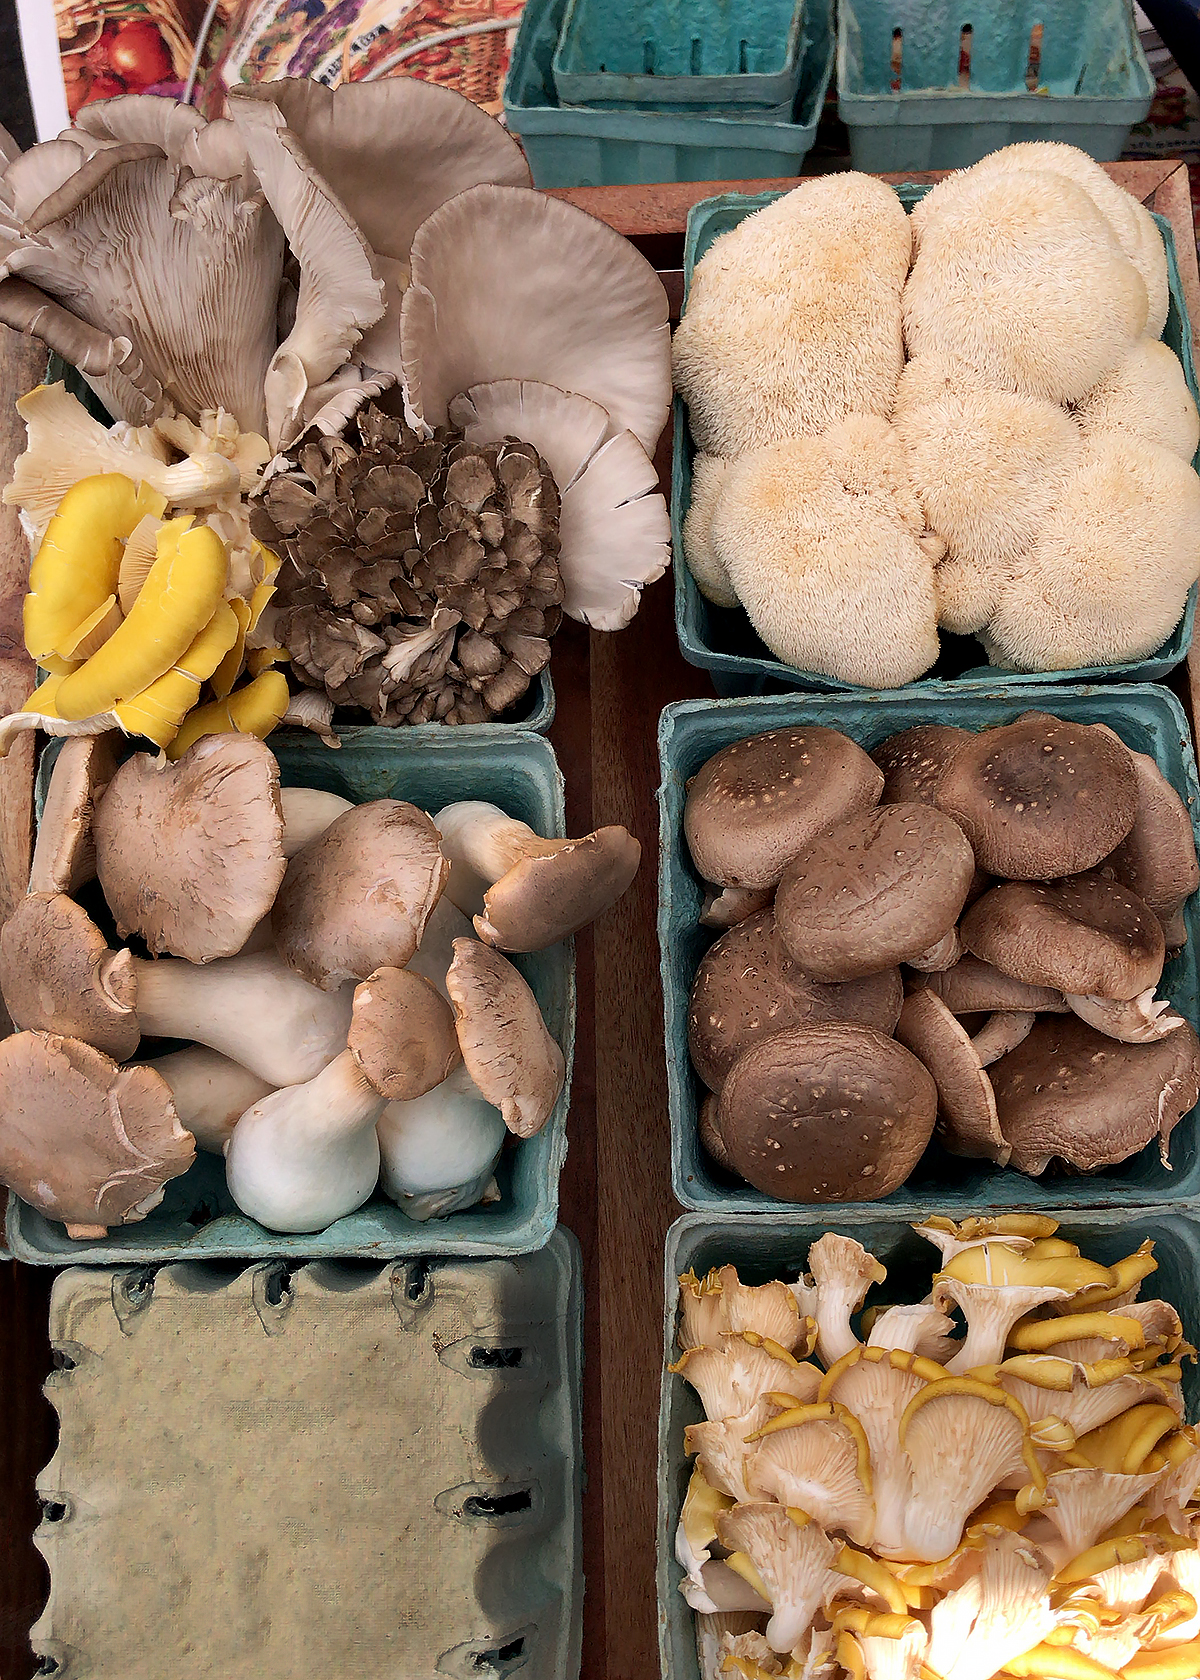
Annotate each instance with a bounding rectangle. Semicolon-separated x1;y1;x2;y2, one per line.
716;1023;937;1202
1104;746;1200;940
94;733;286;964
698;1092;733;1170
445;937;564;1137
961;874;1166;1001
348;966;460;1101
910;954;1067;1015
989;1012;1200;1175
0;892;138;1059
0;1031;195;1237
28;731;119;895
775;802;976;981
474;825;641;951
934;711;1138;880
688;908;903;1091
683;727;884;890
272;799;448;990
895;990;1009;1165
871;724;971;804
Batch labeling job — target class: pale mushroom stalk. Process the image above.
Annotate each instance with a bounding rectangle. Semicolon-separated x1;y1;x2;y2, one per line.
971;1011;1037;1065
148;1046;274;1154
935;1277;1072;1375
807;1234;887;1368
434;800;640;951
280;786;353;857
699;884;774;931
1064;989;1186;1044
377;1065;505;1217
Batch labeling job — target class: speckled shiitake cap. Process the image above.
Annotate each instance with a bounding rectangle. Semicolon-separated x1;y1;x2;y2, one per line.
934;711;1138;880
716;1022;937;1202
683;726;884;890
871;724;971;804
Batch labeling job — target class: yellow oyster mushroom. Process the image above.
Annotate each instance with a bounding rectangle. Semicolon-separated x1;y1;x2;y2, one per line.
54;518;229;721
23;472;166;665
210;598;254;701
165;670;289;760
1001;1641;1121;1678
115;601;241;748
1065;1405;1181;1475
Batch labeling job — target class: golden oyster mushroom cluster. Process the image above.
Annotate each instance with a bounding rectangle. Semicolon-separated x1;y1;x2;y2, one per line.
672;1217;1200;1680
0;732;639;1238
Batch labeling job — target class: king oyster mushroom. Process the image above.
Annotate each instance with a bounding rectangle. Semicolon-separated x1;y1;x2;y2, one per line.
28;732;118;895
376;1062;506;1221
0;1030;195;1238
146;1047;274;1154
92;733;287;963
683;727;884;892
445;938;564;1138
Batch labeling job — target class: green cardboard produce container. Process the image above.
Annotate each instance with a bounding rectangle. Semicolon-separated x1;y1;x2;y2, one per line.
658;684;1200;1213
673;187;1199;696
9;727;575;1263
657;1206;1200;1680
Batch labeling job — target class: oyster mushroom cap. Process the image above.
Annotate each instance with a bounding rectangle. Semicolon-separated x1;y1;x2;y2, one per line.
683;726;884;891
807;1232;887;1366
895;989;1010;1165
28;730;118;894
744;1407;874;1549
93;733;287;964
870;723;971;805
1101;743;1200;938
923;1524;1056;1679
272;799;448;990
714;1503;842;1656
715;1023;937;1202
0;278;144;419
448;379;610;497
555;428;670;630
399;182;671;457
0;891;138;1059
934;711;1138;880
445;937;564;1138
961;874;1166;1002
688;908;902;1092
775;802;975;982
0;1030;194;1237
347;966;459;1102
989;1012;1200;1174
910;954;1068;1016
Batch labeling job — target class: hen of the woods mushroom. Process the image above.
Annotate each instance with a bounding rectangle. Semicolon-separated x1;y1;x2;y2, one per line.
0;730;640;1236
674;142;1200;685
672;1219;1200;1680
0;79;671;749
684;714;1200;1200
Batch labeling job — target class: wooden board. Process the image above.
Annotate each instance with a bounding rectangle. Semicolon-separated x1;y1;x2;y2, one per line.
0;159;1194;1680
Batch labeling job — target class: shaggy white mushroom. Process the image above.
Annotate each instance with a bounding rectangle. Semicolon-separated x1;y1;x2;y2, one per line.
1075;339;1200;463
682;453;737;608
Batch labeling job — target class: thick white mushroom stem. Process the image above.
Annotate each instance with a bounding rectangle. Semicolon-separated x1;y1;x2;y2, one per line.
280;786;354;857
223;1048;383;1233
908;926;962;973
1064;989;1186;1044
971;1011;1037;1066
436;800;573;911
132;951;353;1087
150;1046;274;1153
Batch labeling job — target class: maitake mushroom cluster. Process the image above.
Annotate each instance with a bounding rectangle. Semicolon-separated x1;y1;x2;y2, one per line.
673;1219;1200;1680
675;143;1200;685
684;714;1200;1199
0;731;639;1238
0;79;671;744
254;404;564;725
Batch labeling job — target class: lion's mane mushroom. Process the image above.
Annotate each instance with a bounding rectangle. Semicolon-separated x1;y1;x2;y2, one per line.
0;1031;194;1238
681;454;737;609
775;802;975;981
984;436;1200;673
672;173;912;457
445;938;564;1138
272;799;448;989
688;909;902;1092
93;733;286;963
934;712;1138;879
683;727;884;892
1101;745;1200;949
714;1023;937;1202
28;732;118;895
1076;340;1200;463
433;800;640;950
989;1013;1200;1174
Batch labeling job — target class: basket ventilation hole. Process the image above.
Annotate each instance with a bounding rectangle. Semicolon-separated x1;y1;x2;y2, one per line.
473;1637;525;1672
891;27;902;89
958;24;972;86
35;1658;59;1676
463;1489;533;1518
1027;21;1043;90
185;1197;218;1230
469;1345;525;1369
264;1265;293;1308
40;1502;67;1523
51;1350;76;1373
643;39;656;74
406;1261;430;1304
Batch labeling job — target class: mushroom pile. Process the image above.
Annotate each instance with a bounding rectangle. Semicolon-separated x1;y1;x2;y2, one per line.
684;714;1200;1200
0;731;640;1237
674;142;1200;685
671;1217;1200;1680
0;79;671;745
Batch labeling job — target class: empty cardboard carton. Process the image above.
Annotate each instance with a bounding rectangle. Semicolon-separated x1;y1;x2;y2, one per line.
33;1234;582;1679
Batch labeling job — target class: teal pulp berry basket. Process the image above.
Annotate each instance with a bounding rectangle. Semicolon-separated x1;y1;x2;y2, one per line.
552;0;806;117
674;185;1199;697
657;1206;1200;1680
503;0;834;189
657;685;1200;1215
8;727;575;1264
838;0;1155;173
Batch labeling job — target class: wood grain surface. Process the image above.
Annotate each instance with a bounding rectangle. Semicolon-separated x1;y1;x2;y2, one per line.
0;161;1194;1680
